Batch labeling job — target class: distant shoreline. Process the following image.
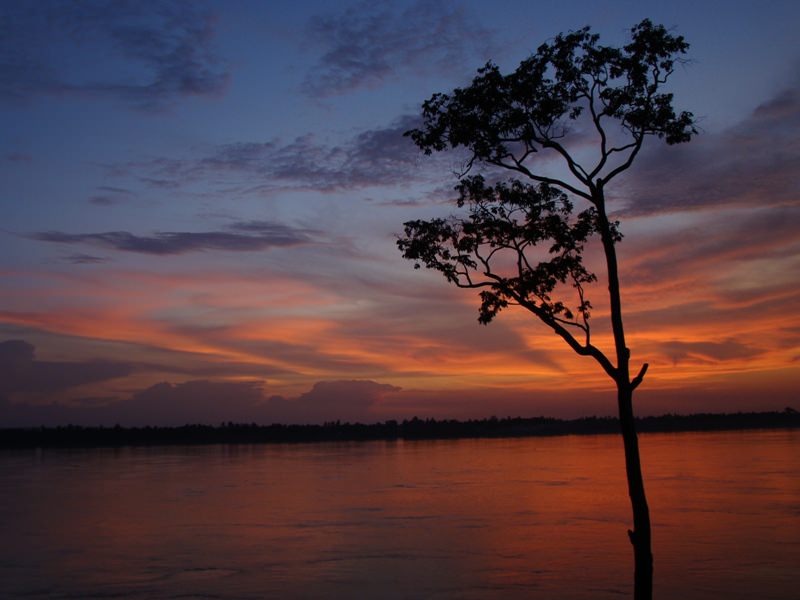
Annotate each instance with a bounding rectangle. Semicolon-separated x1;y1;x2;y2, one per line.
1;410;798;449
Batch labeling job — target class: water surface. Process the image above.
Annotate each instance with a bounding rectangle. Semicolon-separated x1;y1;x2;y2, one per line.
1;429;797;599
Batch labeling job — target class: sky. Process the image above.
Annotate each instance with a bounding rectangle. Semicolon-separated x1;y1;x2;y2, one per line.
1;0;799;427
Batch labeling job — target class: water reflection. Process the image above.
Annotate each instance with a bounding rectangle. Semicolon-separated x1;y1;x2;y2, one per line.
0;430;797;599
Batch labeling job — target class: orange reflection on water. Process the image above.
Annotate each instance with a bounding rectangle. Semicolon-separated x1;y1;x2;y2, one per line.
2;430;797;599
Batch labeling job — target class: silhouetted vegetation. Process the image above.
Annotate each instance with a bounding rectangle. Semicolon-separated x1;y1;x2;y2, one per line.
398;19;698;598
2;409;797;449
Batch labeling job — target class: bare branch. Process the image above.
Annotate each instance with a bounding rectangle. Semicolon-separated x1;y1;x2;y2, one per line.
587;81;610;180
515;296;617;380
631;363;649;390
552;314;588;333
606;141;639;155
489;157;593;201
600;135;644;185
540;138;591;183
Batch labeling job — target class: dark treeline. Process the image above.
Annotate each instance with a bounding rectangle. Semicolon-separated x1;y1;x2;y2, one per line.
1;409;798;449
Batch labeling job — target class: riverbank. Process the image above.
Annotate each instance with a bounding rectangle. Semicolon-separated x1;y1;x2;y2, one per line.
2;409;798;448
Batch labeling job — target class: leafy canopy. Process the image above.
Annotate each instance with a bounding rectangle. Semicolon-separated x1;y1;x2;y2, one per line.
398;19;695;371
407;19;695;191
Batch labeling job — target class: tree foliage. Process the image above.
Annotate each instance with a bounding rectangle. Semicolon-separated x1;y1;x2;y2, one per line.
398;19;695;381
407;19;695;181
401;176;601;324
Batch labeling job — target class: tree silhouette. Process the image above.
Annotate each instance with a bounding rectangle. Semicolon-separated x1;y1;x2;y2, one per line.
398;19;695;600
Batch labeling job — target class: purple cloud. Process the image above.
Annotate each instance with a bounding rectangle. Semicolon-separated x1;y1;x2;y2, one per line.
30;220;315;256
0;0;229;111
302;0;495;97
622;205;800;287
121;380;266;426
619;82;800;215
1;376;402;427
0;339;132;395
88;185;136;206
658;339;764;365
61;254;109;265
266;380;401;424
124;114;426;192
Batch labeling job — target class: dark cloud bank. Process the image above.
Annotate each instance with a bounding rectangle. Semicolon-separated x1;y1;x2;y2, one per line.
2;378;401;428
0;339;402;427
0;339;132;395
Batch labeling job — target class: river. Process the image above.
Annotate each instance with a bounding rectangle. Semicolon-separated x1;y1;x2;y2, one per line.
1;429;797;598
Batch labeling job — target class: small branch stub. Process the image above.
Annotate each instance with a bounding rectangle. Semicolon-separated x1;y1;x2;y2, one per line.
631;363;649;390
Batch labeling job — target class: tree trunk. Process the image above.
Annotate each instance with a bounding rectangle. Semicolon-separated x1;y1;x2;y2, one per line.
593;186;653;598
618;383;653;600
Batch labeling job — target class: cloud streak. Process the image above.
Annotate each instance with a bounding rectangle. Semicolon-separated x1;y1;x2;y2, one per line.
122;114;427;193
658;339;764;365
61;254;110;265
30;220;315;256
88;185;136;206
620;82;800;215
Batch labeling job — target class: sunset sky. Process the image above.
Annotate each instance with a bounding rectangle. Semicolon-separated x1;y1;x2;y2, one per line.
1;0;798;426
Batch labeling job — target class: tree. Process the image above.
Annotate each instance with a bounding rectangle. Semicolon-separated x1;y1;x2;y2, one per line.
397;20;695;600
